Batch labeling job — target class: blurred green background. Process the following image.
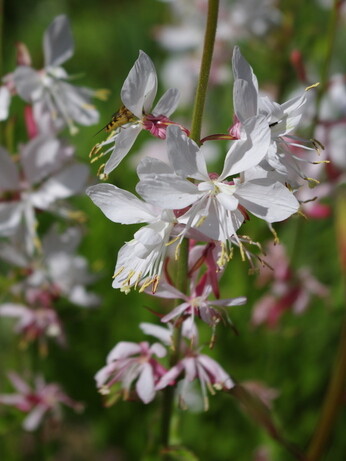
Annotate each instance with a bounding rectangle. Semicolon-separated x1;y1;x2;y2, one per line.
0;0;346;460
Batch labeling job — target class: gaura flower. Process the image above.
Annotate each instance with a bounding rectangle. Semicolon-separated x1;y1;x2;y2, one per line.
95;339;167;404
0;140;88;254
13;15;102;134
0;372;83;431
90;50;180;175
86;183;177;292
231;46;316;186
137;123;299;254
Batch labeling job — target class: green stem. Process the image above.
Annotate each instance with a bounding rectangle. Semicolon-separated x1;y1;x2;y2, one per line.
312;0;340;130
190;0;220;144
159;0;219;454
306;188;346;461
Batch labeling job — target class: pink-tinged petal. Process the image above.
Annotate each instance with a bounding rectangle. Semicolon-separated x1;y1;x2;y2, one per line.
150;281;185;300
7;372;31;394
106;341;142;363
94;363;117;388
0;394;30;410
86;183;155;224
167;125;208;181
43;15;74;67
198;355;233;389
161;302;190;323
236;179;299;223
136;363;156;403
221;115;270;179
156;362;184;390
140;322;172;346
149;342;167;358
104;124;142;174
183;357;198;382
211;296;247;307
22;404;48;431
152;88;180;117
121;51;157;118
0;147;20;190
0;303;29;317
136;174;200;209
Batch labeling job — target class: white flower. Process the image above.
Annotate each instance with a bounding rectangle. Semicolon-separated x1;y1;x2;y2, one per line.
137;123;299;248
231;46;312;185
93;50;180;174
86;183;177;292
0;141;88;254
13;15;100;134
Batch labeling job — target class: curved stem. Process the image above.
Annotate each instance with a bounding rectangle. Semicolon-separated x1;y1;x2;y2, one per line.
160;0;219;454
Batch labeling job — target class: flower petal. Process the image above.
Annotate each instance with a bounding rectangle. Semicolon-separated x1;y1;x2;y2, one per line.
121;51;157;118
43;15;74;67
236;179;299;222
152;88;180;117
104;124;142;174
86;183;156;224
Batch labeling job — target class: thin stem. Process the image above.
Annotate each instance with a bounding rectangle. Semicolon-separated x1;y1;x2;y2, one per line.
312;0;341;129
306;188;346;461
190;0;219;144
159;0;219;454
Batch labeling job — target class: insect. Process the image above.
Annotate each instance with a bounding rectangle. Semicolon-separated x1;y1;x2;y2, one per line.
104;105;136;132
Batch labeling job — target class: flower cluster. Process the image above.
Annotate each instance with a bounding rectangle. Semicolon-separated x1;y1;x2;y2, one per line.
0;15;101;430
88;46;317;407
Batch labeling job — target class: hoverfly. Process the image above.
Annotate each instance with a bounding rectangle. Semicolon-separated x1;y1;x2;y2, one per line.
104;105;136;133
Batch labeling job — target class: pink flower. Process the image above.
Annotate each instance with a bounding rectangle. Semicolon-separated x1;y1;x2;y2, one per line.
156;350;234;410
252;242;329;327
0;372;83;431
95;340;167;404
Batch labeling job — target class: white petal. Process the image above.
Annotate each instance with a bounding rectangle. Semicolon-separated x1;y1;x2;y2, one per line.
121;50;157;118
43;15;74;67
23;404;47;431
86;183;155;224
166;125;208;180
236;179;299;222
0;86;11;121
137;156;174;180
140;322;172;346
107;341;141;363
13;67;42;103
104;124;142;174
0;147;20;190
221;115;270;179
0;202;23;236
136;364;156;403
152;88;180;116
32;163;88;208
233;79;258;121
216;193;239;211
232;46;258;92
136;174;200;209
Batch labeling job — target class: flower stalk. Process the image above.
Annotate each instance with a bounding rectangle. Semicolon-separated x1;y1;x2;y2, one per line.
160;0;219;453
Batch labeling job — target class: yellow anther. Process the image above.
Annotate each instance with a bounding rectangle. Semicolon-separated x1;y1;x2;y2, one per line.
94;89;110;101
113;266;125;278
305;82;320;91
